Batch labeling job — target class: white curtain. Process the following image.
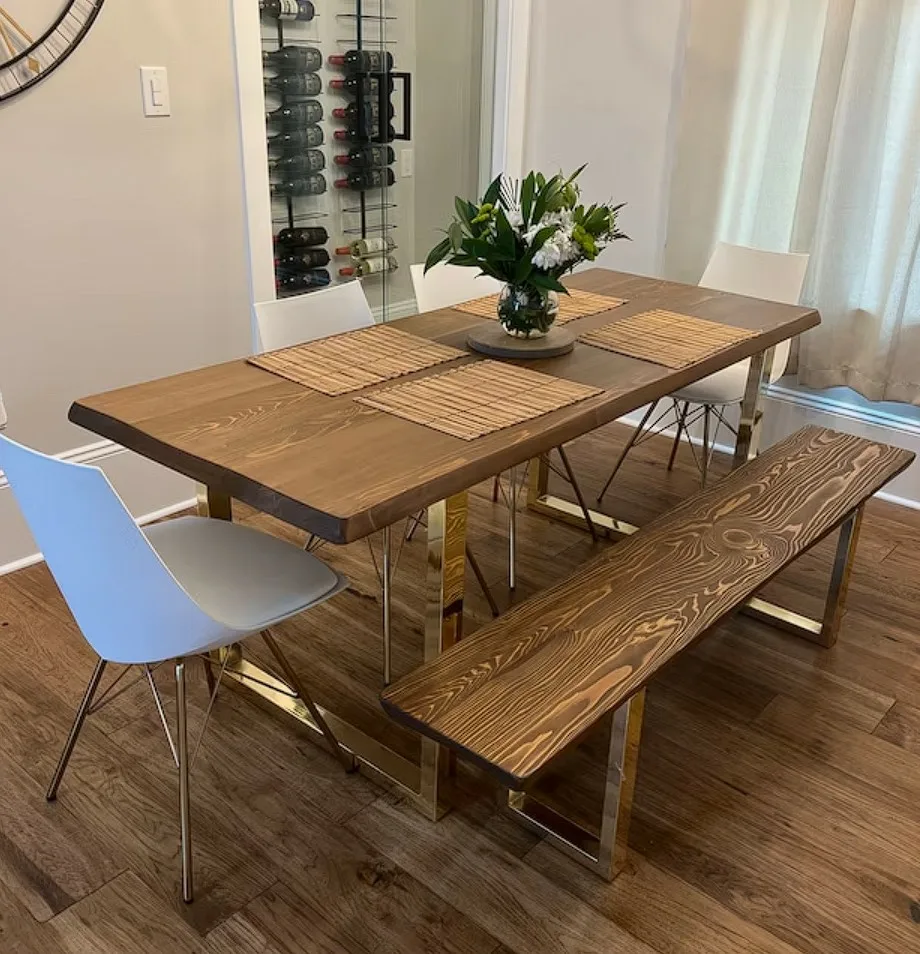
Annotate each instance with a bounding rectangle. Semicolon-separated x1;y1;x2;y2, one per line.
665;0;920;404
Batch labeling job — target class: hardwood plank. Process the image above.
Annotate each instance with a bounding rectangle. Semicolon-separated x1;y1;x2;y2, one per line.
524;846;802;954
348;793;659;954
204;910;286;954
69;269;820;543
383;428;912;786
50;872;206;954
874;701;920;756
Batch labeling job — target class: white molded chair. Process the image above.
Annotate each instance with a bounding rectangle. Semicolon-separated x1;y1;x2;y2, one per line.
410;262;503;314
0;433;353;904
598;243;810;495
410;265;599;592
255;280;375;352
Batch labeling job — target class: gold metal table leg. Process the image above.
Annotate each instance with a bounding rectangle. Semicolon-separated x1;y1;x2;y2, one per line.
197;480;469;820
508;690;645;881
732;347;774;468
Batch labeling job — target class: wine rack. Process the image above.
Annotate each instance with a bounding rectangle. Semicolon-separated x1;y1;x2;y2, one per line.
259;0;411;303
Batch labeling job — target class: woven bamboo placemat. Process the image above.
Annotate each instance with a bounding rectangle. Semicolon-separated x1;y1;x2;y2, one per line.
454;287;627;324
579;309;760;369
248;325;466;396
356;360;604;441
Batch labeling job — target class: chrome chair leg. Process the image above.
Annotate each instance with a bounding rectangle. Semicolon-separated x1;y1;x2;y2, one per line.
667;401;690;471
260;630;356;773
556;446;598;542
175;658;194;904
508;466;517;591
598;401;660;503
47;657;107;801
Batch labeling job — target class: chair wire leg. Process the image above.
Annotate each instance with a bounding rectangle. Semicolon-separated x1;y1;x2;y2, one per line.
175;658;194;904
667;401;690;471
466;544;501;618
260;630;356;773
556;446;598;542
508;466;517;591
492;475;501;502
598;400;659;503
47;658;107;801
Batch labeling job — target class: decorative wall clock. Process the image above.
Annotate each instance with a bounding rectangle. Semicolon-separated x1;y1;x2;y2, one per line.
0;1;105;103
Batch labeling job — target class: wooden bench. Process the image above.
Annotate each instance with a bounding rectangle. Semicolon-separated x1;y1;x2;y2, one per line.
382;426;913;879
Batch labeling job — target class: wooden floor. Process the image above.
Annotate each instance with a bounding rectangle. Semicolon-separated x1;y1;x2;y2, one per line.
1;422;919;953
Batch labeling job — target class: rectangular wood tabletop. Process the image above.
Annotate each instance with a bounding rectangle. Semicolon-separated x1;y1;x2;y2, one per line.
69;269;820;544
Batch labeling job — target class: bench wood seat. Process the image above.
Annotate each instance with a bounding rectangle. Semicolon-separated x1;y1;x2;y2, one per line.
382;426;913;791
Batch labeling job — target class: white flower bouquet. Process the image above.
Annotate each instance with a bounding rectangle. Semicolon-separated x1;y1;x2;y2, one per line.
425;167;628;336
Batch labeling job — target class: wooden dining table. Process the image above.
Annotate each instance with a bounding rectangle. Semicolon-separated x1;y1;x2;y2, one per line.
70;267;820;819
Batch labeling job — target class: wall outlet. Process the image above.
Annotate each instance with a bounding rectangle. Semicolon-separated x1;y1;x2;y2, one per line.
400;148;414;178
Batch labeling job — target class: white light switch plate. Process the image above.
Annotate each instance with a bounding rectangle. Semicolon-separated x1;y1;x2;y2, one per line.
400;148;414;177
0;391;7;430
140;66;170;117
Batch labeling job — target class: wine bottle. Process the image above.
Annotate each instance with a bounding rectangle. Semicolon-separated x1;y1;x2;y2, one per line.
333;102;395;123
330;75;394;96
277;270;332;294
276;249;332;271
333;124;397;144
335;169;396;191
264;72;322;98
328;50;394;74
335;236;396;257
334;145;395;169
260;0;315;20
267;125;324;151
270;150;326;175
263;46;322;73
339;255;399;277
266;101;324;126
271;174;327;197
275;226;328;248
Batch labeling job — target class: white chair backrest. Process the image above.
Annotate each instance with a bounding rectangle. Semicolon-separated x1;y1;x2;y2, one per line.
0;434;230;665
410;262;504;313
254;281;375;353
699;242;810;384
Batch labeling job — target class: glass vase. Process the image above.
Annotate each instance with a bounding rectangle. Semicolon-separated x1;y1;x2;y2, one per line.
496;284;560;338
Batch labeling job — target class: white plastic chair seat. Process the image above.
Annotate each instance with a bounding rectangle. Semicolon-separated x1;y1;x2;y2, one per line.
145;516;345;635
671;359;752;407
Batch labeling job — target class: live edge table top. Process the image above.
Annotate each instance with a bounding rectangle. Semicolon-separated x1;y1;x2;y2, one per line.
70;269;820;544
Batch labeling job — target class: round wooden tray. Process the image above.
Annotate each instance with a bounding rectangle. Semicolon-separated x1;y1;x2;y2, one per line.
467;323;575;359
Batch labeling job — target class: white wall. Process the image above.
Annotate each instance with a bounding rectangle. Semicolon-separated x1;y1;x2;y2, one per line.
0;1;252;571
524;0;689;276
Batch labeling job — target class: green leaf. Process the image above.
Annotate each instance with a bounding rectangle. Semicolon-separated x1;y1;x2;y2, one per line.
482;174;502;208
520;173;536;227
529;272;568;294
494;208;518;259
528;225;557;253
448;220;465;250
424;237;453;273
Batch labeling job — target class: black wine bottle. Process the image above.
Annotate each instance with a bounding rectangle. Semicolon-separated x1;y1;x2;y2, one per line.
263;46;322;73
264;72;322;98
267;125;324;151
260;0;315;20
334;169;396;191
276;248;332;271
270;150;326;175
271;174;327;197
328;50;394;74
275;226;328;248
333;123;396;144
333;102;395;123
266;101;324;126
277;270;332;294
329;75;394;96
334;145;396;168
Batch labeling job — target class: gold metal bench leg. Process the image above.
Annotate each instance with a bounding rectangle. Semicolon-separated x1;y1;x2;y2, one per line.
507;689;646;881
819;506;864;648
